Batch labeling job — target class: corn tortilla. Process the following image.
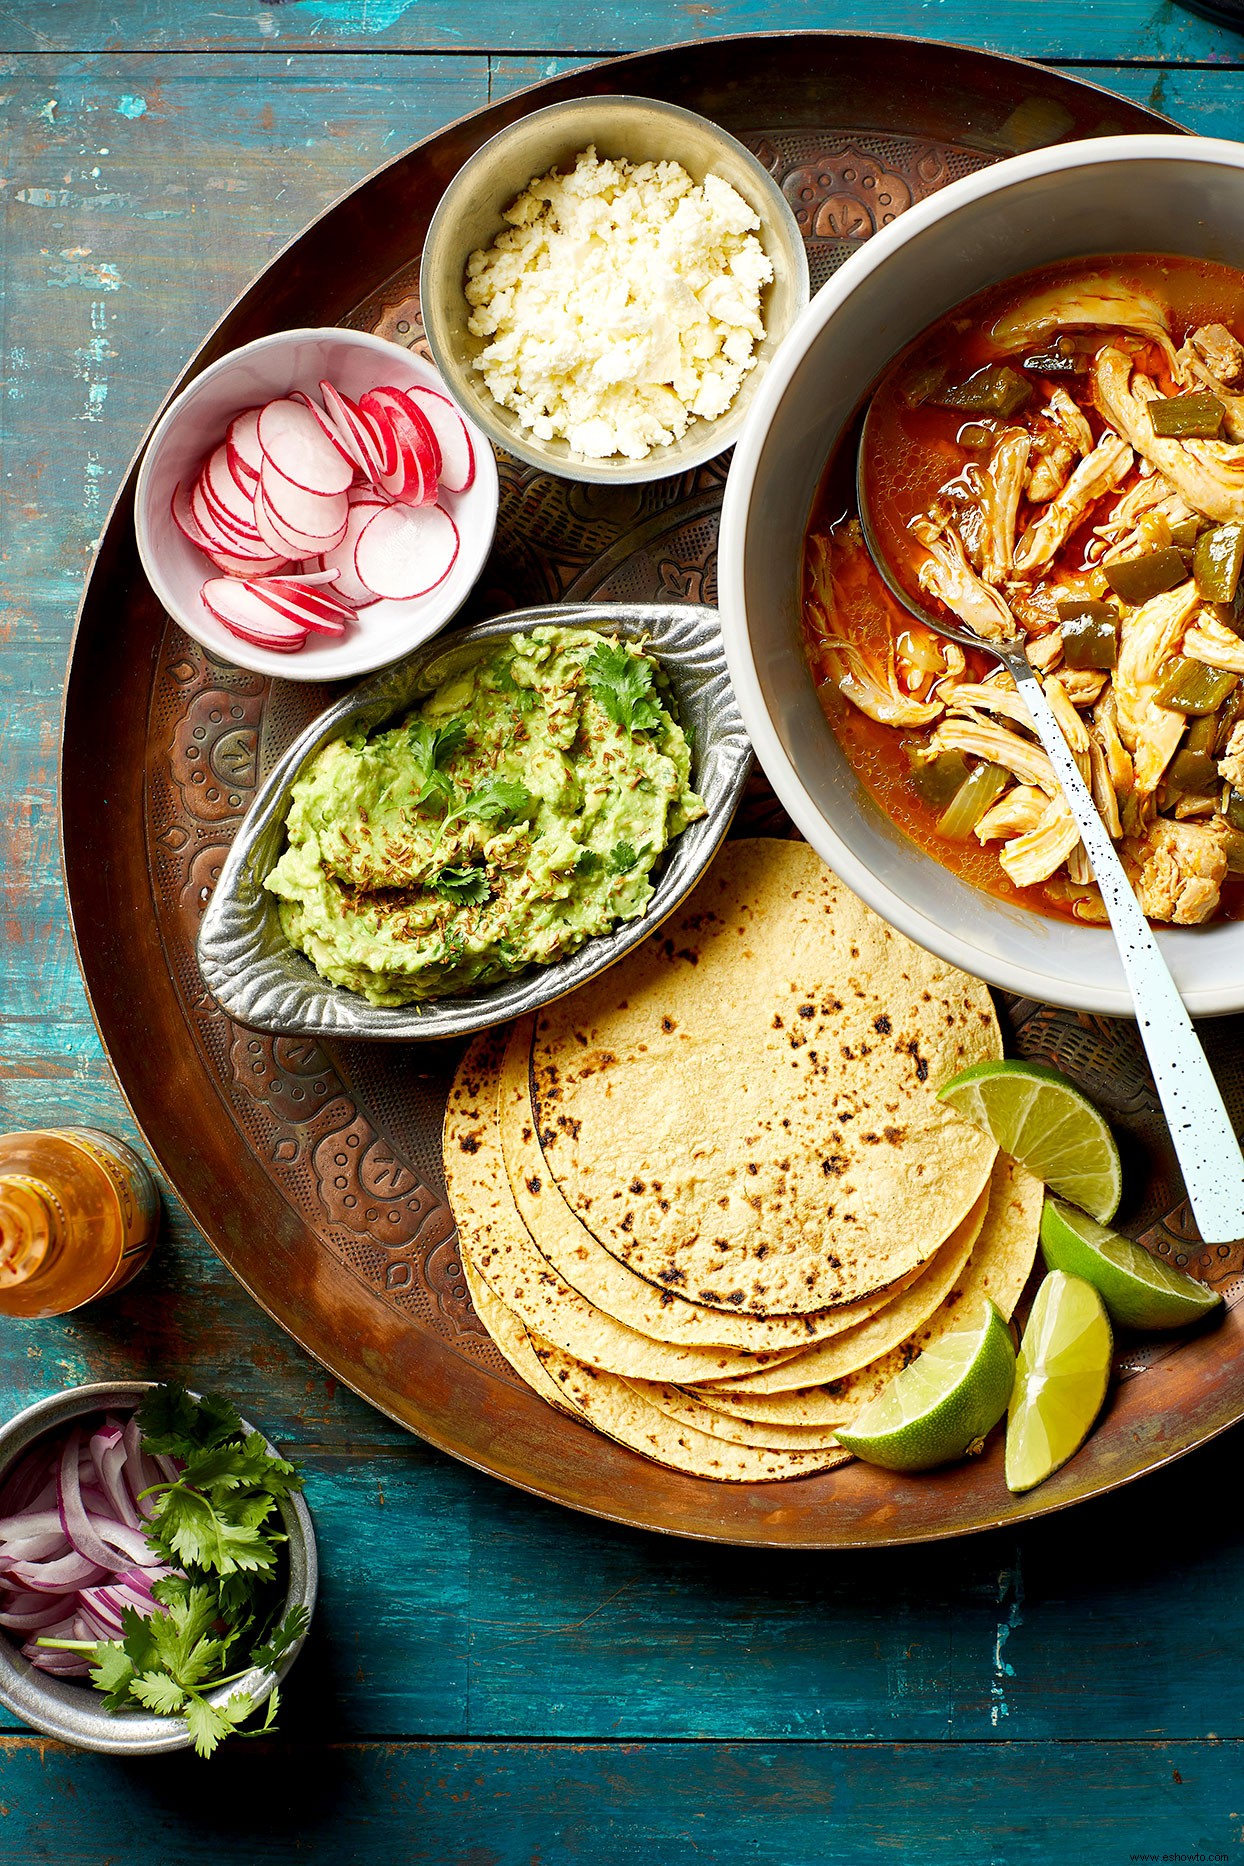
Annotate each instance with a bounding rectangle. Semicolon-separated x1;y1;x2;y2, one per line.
693;1159;1042;1429
624;1378;849;1452
531;1338;845;1481
457;1239;572;1415
700;1175;992;1395
444;1031;791;1384
499;1014;930;1351
532;840;1001;1313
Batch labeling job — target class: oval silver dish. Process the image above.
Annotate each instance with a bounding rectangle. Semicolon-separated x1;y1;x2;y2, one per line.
196;601;752;1041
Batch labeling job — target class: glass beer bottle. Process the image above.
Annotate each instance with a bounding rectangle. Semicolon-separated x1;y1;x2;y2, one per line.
0;1129;160;1318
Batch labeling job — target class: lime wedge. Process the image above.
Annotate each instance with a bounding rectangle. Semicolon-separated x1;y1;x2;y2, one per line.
1040;1197;1223;1331
1005;1270;1112;1494
938;1059;1122;1222
836;1300;1016;1472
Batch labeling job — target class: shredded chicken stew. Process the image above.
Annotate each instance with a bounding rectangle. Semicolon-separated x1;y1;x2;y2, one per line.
802;255;1244;926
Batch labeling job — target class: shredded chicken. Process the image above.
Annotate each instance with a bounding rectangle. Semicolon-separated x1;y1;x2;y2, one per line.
1024;628;1064;672
1091;689;1135;798
1095;347;1244;523
989;276;1178;366
1176;324;1244;441
1087;736;1122;839
1219;720;1244;792
910;515;1018;641
1025;430;1076;506
1056;669;1110;708
1043;875;1110;922
1012;435;1133;577
974;784;1048;842
999;795;1082;888
1183;613;1244;675
1113;580;1202;794
978;429;1031;580
925;715;1057;794
818;636;945;728
939;679;1033;730
1125;818;1227;924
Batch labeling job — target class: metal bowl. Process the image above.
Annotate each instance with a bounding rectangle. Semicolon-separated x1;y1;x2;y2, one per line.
720;132;1244;1018
420;94;809;485
196;601;752;1041
0;1382;317;1756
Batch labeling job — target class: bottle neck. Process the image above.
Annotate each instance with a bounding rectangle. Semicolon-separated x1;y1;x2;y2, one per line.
0;1173;61;1289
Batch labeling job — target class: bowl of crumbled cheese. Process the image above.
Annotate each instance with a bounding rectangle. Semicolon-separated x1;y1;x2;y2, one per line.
420;95;809;483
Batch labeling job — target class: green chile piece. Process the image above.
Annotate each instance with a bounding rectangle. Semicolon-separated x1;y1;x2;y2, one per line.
1220;826;1244;873
908;747;971;808
936;762;1009;840
1154;658;1239;715
1148;392;1226;438
1163;749;1218;796
1056;599;1119;670
1193;523;1244;604
933;365;1033;418
1104;548;1189;606
1228;789;1244;833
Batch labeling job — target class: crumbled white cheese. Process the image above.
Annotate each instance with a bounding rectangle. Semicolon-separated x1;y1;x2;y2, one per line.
464;147;774;461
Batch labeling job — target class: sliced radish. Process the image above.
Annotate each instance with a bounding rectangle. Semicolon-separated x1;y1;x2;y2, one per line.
291;388;362;475
226;408;265;484
360;389;438;505
354;502;459;600
243;581;350;636
267;567;343;588
191;479;271;556
406;386;476;492
203;445;262;527
204;545;291;577
374;385;442;486
255;479;347;558
201;579;309;649
318;380;380;480
320;499;388;604
171;479;215;553
260;456;350;541
257;398;354;496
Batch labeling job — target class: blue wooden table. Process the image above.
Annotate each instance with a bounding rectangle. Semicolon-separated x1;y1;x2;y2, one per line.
3;5;1244;1860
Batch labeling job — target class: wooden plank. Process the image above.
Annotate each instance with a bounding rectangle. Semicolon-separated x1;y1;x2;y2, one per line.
0;1736;1238;1862
2;1;1243;64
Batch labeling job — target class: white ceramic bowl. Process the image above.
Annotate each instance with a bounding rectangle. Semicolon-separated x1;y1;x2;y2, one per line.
720;133;1244;1018
134;327;500;682
420;94;810;485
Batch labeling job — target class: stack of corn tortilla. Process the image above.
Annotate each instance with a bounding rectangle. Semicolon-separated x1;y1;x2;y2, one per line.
445;840;1042;1482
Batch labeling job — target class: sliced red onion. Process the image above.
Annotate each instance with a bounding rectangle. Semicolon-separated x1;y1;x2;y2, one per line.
0;1597;75;1632
0;1530;70;1565
151;1454;182;1485
0;1508;64;1542
93;1429;141;1531
57;1427;127;1575
22;1643;91;1676
9;1549;110;1592
92;1519;159;1568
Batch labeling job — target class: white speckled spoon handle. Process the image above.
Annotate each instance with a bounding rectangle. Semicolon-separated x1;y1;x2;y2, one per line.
856;409;1244;1245
1004;657;1244;1242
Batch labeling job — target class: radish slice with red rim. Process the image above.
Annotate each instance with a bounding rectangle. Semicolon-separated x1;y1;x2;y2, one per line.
292;387;365;474
259;456;350;542
257;397;355;496
373;385;443;485
226;407;265;483
201;578;310;649
354;502;459;600
405;386;476;492
320;499;388;604
255;480;348;559
360;389;438;504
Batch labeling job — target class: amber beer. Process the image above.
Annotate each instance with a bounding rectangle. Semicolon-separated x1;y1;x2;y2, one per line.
0;1129;160;1317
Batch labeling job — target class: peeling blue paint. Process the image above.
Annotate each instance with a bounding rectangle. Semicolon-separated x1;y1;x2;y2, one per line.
117;94;147;119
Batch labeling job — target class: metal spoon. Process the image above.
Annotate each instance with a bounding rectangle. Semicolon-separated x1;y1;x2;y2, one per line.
856;409;1244;1245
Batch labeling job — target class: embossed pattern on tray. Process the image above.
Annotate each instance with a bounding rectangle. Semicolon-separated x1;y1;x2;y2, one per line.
67;38;1244;1545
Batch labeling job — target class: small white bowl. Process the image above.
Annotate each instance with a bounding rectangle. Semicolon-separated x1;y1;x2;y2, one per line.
720;133;1244;1018
134;327;500;682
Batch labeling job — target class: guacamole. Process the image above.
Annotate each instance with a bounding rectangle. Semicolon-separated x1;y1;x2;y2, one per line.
265;626;706;1005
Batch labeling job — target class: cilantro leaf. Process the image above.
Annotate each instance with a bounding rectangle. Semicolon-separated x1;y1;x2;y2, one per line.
495;664;539;714
432;865;491;906
251;1606;311;1674
574;848;602;878
90;1642;136;1709
459;776;534;827
607;841;637;876
584;640;666;736
149;1489;276;1579
405;716;467;811
132;1671;189;1716
184;1693;234;1761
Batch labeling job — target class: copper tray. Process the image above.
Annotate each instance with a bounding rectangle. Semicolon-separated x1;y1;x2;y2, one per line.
62;33;1244;1547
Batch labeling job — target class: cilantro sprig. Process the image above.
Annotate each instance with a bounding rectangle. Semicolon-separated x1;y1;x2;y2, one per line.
38;1384;309;1759
584;640;667;736
406;716;467;811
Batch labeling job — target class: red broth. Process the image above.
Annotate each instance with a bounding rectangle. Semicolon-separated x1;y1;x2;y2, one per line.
801;253;1244;925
